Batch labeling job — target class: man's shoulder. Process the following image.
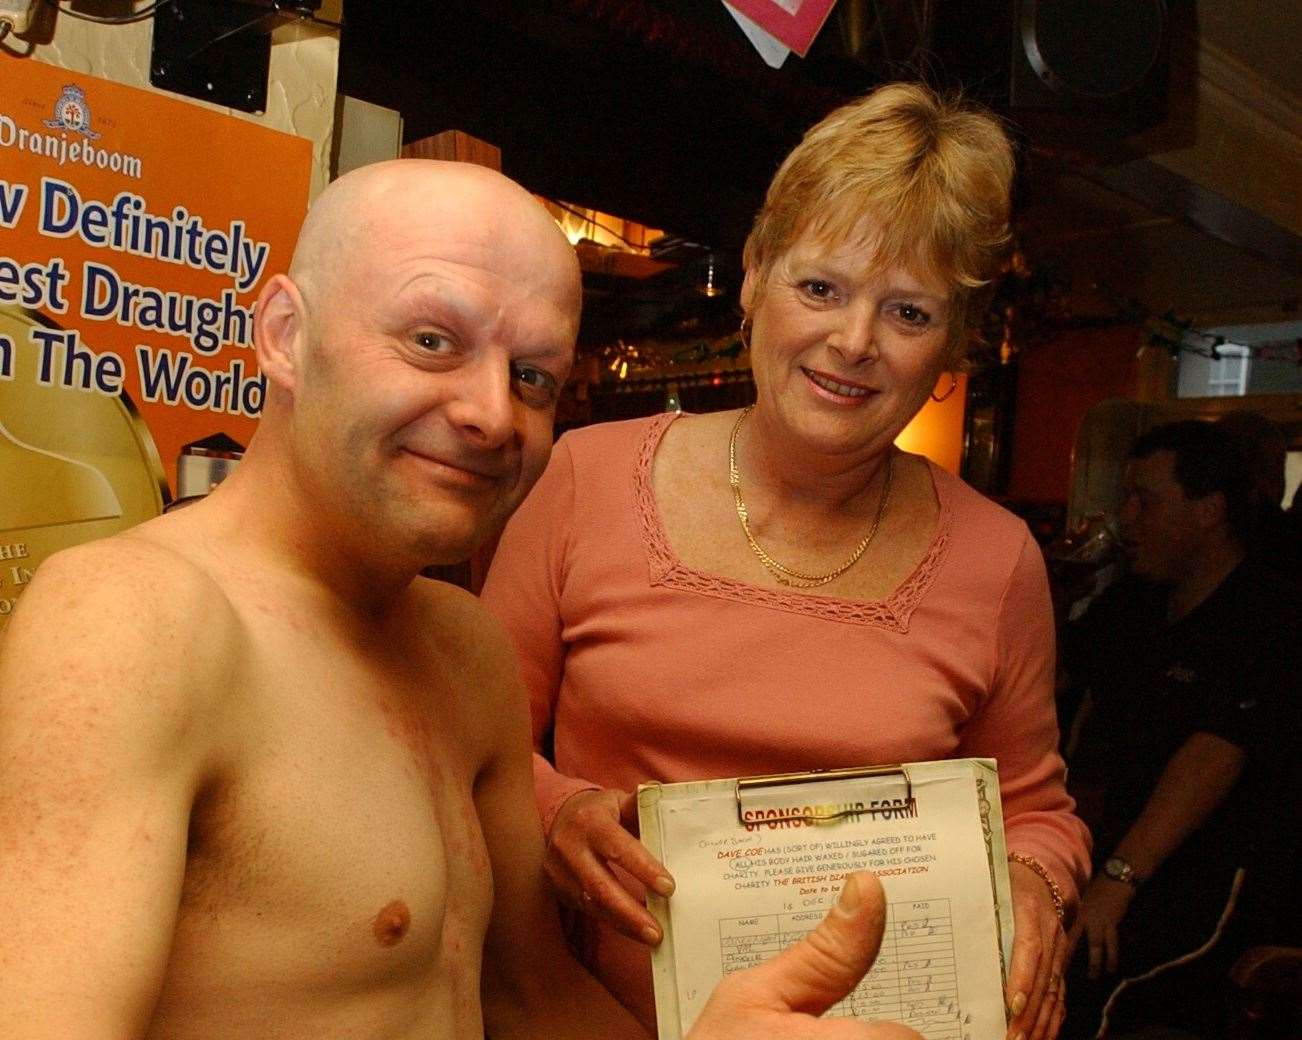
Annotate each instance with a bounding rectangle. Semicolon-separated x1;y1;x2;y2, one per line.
1191;562;1299;678
412;577;513;673
1;525;243;706
412;573;484;624
409;578;526;747
1223;559;1298;618
23;524;236;621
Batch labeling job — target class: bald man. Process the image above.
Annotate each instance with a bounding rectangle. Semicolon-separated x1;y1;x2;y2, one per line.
0;161;917;1040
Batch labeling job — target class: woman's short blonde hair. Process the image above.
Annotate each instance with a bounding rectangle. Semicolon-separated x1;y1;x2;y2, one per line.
742;82;1015;360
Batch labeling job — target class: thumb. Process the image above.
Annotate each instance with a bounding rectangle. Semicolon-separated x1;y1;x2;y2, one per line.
744;871;887;1015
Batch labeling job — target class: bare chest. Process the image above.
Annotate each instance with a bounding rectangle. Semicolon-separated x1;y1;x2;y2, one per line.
159;625;494;1029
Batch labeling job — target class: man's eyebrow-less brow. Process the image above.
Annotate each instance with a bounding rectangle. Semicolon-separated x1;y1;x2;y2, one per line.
525;338;574;365
391;284;462;327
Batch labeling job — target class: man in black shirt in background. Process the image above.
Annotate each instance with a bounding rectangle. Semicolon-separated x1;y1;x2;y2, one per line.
1060;420;1299;1038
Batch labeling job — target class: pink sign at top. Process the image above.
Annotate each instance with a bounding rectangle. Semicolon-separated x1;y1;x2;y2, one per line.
723;0;839;57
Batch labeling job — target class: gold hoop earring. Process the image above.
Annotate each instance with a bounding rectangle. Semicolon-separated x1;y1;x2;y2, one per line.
930;373;959;403
738;316;752;350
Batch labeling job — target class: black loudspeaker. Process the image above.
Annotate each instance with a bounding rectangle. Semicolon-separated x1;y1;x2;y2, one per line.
1010;0;1169;126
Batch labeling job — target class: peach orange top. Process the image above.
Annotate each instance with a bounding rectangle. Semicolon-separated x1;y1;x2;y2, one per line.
482;413;1090;1028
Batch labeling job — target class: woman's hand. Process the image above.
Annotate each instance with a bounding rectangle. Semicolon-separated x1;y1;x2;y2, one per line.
1004;860;1068;1040
1065;876;1136;980
545;787;676;946
687;872;922;1040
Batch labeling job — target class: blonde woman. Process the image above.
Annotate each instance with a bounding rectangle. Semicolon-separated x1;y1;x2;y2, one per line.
483;82;1089;1040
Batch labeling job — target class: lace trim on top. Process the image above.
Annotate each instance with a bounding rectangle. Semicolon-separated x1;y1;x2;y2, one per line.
633;412;952;632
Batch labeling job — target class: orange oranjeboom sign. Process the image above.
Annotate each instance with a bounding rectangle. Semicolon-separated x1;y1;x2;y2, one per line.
0;55;311;627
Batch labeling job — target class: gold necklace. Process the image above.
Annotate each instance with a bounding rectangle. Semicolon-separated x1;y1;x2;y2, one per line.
728;405;894;588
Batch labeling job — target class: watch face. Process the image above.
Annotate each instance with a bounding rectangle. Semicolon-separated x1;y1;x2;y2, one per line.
1104;857;1131;881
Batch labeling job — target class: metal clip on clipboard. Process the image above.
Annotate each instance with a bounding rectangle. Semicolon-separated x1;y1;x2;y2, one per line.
734;764;913;827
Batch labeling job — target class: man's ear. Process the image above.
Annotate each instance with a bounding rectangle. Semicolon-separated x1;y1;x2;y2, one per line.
254;274;308;394
1192;490;1228;532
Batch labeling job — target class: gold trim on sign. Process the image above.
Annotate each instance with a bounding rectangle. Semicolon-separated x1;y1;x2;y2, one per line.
13;307;170;508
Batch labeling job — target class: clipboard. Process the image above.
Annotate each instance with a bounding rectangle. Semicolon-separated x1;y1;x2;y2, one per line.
639;758;1013;1040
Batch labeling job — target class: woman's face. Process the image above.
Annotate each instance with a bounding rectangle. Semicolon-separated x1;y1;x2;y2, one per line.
743;225;953;462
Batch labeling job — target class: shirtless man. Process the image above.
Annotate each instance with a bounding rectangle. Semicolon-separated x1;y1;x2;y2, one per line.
0;160;917;1040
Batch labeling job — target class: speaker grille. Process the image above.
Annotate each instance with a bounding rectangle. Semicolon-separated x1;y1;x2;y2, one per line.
1021;0;1166;98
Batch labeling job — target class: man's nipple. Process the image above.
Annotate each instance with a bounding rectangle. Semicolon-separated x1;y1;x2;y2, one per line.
372;899;411;947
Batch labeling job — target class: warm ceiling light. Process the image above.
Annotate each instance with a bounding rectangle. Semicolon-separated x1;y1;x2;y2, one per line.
699;253;724;297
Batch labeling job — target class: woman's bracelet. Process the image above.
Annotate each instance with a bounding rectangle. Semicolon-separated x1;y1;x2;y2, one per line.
1008;852;1065;922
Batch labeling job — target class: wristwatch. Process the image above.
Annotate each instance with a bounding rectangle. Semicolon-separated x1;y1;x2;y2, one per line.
1103;855;1141;886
